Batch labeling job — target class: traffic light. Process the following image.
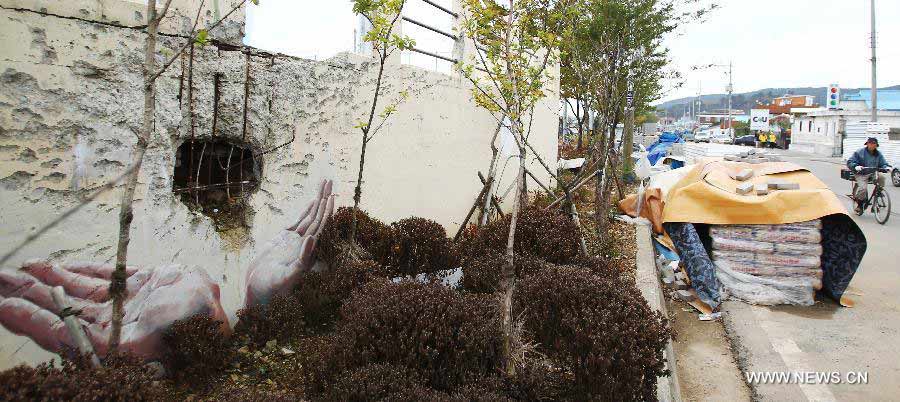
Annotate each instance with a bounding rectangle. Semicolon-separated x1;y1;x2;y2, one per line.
827;84;840;109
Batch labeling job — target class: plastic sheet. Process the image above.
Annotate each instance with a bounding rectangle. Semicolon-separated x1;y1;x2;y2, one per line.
709;225;822;244
716;263;815;306
716;260;823;278
712;250;821;268
711;237;823;256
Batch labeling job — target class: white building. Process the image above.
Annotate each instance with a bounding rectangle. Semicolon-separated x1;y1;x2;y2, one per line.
790;101;900;157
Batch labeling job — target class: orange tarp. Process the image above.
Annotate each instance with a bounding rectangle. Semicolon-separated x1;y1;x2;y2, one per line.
662;159;847;225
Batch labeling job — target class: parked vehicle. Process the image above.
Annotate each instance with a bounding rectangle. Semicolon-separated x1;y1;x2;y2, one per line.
682;130;696;142
893;167;900;187
694;131;711;143
734;135;756;146
710;132;733;144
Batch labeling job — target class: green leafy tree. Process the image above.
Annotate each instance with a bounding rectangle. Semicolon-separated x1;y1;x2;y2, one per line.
458;0;569;376
349;0;416;243
557;0;714;240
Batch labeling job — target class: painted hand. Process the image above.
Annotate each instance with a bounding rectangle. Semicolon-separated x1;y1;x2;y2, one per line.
0;261;227;360
244;179;335;308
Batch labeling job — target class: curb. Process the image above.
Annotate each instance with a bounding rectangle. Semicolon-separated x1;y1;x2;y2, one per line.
634;224;683;402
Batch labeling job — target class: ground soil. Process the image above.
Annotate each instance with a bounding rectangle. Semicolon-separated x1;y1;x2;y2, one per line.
668;291;752;401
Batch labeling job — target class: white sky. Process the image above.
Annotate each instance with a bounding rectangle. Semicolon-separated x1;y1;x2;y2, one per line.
244;0;455;72
660;0;900;102
244;1;899;101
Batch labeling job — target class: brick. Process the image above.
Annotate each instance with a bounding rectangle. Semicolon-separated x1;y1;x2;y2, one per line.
775;182;800;190
755;183;769;195
736;182;754;195
730;168;754;181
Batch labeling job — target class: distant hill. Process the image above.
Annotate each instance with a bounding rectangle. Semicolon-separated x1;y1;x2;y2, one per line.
655;85;900;116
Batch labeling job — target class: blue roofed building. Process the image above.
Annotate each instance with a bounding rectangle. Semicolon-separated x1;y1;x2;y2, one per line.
844;89;900;111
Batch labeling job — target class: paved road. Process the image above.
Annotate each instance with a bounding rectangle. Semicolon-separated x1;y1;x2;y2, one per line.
723;151;900;401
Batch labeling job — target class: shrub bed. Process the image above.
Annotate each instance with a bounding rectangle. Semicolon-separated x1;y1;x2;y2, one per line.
161;314;233;386
388;217;457;276
460;206;582;265
460;251;549;293
317;207;393;267
294;259;385;329
233;293;306;348
516;266;672;401
0;352;166;401
311;280;504;393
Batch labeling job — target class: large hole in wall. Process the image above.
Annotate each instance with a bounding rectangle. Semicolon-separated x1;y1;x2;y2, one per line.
173;139;261;233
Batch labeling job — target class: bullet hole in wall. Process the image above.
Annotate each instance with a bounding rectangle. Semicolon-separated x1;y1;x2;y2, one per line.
173;139;261;231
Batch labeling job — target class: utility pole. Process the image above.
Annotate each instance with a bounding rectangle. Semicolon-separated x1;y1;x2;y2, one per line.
727;61;733;139
870;0;878;122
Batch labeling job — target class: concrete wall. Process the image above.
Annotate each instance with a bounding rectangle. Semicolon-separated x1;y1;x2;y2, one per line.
0;1;559;367
791;112;900;157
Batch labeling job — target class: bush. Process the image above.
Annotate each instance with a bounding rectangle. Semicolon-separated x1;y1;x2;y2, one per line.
460;251;549;293
516;266;672;401
0;352;166;401
314;280;504;393
388;217;457;276
326;363;431;401
161;314;233;386
234;293;306;347
295;259;385;329
317;207;393;267
461;206;581;265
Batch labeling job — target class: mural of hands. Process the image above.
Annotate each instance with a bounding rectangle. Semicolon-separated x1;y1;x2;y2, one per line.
0;261;227;360
0;179;335;361
245;179;335;308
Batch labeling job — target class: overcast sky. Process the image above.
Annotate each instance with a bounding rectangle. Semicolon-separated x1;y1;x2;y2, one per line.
660;0;900;102
244;1;899;102
244;0;455;71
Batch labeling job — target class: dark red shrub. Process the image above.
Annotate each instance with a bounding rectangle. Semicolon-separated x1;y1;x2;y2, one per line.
161;313;233;386
318;280;504;392
388;217;457;276
0;352;166;401
233;293;306;347
317;207;393;267
326;363;433;401
461;206;581;265
295;259;385;329
515;266;672;401
460;251;549;293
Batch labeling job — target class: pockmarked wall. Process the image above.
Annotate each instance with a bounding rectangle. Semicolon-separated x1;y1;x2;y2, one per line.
0;1;559;367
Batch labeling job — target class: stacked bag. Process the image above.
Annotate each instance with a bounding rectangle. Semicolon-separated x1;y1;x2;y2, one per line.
709;220;823;306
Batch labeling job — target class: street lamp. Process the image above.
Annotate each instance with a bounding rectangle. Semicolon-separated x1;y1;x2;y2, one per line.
693;61;734;139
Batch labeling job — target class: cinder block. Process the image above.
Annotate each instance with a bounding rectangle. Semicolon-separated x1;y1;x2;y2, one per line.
736;182;754;195
755;183;769;195
731;168;754;181
775;182;800;190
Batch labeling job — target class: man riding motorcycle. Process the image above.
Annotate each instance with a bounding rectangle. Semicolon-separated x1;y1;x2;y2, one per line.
847;137;891;214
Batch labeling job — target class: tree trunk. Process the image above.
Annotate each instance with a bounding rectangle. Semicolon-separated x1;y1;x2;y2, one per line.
594;110;621;241
622;106;634;177
109;0;157;351
350;134;368;243
479;123;503;226
501;148;525;378
350;56;387;242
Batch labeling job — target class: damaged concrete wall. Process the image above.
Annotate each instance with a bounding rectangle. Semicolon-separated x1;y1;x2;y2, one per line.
0;1;559;367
